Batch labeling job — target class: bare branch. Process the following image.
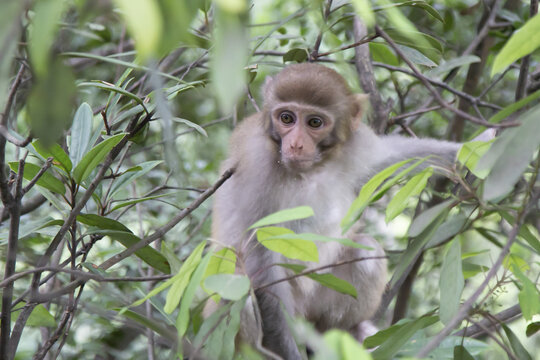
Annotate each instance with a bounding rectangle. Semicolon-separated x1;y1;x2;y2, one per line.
257;256;388;291
353;17;388;134
98;168;234;270
375;26;512;129
416;164;540;357
22;157;54;195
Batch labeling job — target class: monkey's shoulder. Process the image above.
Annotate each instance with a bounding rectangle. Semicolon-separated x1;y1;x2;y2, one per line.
227;113;276;169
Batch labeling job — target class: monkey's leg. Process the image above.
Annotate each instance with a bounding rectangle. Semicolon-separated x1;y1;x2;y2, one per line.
308;234;387;341
255;281;303;360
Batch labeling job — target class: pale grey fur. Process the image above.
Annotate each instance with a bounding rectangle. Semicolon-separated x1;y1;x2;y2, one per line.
211;111;462;359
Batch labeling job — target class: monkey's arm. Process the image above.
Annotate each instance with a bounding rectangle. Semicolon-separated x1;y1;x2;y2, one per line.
378;135;461;169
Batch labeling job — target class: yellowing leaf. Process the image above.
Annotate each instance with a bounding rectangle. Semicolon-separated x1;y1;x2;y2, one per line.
114;0;162;60
492;13;540;76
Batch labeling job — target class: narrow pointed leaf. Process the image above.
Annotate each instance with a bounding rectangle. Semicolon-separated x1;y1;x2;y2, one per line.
32;140;72;173
439;239;464;324
249;206;314;229
256;227;318;262
73;134;125;184
9;162;65;194
69;102;93;167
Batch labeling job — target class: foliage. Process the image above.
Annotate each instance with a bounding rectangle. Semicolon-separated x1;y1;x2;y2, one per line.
0;0;539;359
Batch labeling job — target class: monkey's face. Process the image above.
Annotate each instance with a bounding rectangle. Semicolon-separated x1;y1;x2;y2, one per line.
270;103;335;172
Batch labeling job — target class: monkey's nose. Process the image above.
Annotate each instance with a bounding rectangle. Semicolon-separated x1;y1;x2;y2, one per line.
290;143;303;150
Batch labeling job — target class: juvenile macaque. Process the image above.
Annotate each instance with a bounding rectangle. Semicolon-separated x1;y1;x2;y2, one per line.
211;63;463;359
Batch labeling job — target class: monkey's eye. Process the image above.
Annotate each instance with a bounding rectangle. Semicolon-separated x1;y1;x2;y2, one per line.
307;117;323;128
279;112;295;124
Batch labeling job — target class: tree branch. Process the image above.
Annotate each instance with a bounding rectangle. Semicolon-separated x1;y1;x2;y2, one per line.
98;168;234;270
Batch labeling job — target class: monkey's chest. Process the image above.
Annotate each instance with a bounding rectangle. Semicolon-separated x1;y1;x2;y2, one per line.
277;176;357;293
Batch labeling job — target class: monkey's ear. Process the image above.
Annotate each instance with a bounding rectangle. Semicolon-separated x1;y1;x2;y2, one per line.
350;94;370;131
263;76;275;101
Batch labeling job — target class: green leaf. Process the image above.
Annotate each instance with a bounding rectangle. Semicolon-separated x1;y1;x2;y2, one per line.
400;336;488;358
396;45;437;67
342;158;418;233
426;55;481;78
198;300;244;360
72;134;125;184
210;11;248;114
384;28;442;62
109;160;163;198
279;264;357;298
491;13;540;76
374;1;443;23
204;274;250;301
256;227;319;262
487;89;540;125
512;264;540;321
89;229;170;274
117;309;175;342
269;233;372;250
28;0;68;76
390;210;447;288
519;225;540;254
163;241;206;313
171;117;208;137
160;242;182;273
27;60;76;146
78;81;146;108
9;162;65;195
462;262;489;279
369;42;399;66
364;319;408;348
371;315;438;359
351;0;375;27
64;53;184;83
426;214;467;249
457;140;494;178
113;0;162;61
69;102;93;168
408;199;453;237
453;345;474;360
204;247;236;277
283;48;309;63
109;192;178;213
215;0;247;14
478;105;540;200
386;167;432;222
439;238;464;324
77;213;131;232
248;206;314;229
177;252;213;337
323;330;372;360
32;140;72;173
502;324;533;360
526;322;540;337
24;304;56;328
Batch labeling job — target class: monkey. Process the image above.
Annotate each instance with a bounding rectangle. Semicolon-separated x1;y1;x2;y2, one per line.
210;63;471;359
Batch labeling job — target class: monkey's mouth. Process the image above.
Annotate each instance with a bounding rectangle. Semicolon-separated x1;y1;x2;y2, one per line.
282;156;318;171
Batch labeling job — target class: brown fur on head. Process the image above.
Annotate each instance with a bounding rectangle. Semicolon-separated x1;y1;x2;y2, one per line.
263;63;365;145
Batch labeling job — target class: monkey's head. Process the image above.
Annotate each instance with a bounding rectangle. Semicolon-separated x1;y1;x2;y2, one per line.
263;63;366;172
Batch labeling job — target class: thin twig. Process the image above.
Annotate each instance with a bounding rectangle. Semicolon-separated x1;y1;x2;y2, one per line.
257;256;388;291
515;0;538;101
0;64;25;126
453;304;521;338
416;164;540;357
315;34;379;58
22;157;54;195
0;125;31;147
0;159;24;360
98;168;234;270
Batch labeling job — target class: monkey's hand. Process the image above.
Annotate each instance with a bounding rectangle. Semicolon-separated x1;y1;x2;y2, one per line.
472;128;497;142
